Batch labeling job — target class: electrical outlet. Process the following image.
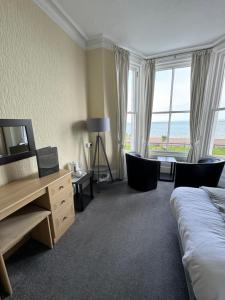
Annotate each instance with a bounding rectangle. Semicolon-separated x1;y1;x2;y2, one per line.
86;142;93;148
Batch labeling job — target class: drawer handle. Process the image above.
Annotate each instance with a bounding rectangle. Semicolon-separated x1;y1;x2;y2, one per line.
59;185;64;190
63;216;67;221
61;200;66;205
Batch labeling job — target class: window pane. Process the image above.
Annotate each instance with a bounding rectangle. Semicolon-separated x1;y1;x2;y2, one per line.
219;71;225;108
149;114;169;151
212;111;225;157
168;113;190;152
152;70;172;112
172;67;191;111
127;70;135;112
125;114;136;151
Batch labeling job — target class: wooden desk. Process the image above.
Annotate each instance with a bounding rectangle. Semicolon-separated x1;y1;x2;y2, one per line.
0;170;75;295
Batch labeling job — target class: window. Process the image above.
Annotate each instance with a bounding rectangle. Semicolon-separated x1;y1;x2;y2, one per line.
149;66;191;153
125;68;138;151
211;70;225;157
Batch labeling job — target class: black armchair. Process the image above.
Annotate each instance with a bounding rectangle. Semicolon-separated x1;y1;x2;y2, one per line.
198;156;221;163
174;159;225;188
126;153;160;191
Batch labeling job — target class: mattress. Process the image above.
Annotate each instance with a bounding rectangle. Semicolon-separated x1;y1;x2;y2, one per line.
170;187;225;300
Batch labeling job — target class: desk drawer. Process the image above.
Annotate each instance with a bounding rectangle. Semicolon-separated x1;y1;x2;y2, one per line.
48;175;71;198
50;187;73;213
52;203;74;238
53;216;75;243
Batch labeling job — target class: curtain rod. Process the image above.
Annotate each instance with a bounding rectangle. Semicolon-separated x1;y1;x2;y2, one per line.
145;46;213;61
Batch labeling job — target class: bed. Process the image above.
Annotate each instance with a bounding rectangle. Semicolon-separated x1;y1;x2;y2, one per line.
170;187;225;300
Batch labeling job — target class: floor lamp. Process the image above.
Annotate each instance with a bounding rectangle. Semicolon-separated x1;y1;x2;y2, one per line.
87;118;113;183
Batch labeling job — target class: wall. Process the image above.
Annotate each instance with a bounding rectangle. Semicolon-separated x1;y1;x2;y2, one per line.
86;48;105;117
0;0;88;186
86;48;118;173
102;48;118;172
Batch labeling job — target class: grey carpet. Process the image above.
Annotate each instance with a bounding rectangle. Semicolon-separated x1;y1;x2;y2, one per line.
2;181;189;300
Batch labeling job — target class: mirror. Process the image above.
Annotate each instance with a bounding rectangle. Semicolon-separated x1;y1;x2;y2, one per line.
0;126;29;157
0;119;36;166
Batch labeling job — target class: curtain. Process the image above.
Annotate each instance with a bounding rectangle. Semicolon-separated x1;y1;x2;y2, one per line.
114;46;129;179
142;59;155;157
187;49;212;163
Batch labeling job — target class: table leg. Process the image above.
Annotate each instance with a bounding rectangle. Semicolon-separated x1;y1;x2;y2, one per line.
90;176;94;199
75;184;79;196
79;184;84;211
172;163;176;182
159;163;162;181
74;184;80;211
170;163;173;176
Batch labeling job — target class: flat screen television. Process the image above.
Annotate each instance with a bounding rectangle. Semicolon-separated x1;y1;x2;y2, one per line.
0;119;36;166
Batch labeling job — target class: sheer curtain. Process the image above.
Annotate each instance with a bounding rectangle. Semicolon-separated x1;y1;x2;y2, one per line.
188;49;212;163
142;59;155;157
114;46;129;179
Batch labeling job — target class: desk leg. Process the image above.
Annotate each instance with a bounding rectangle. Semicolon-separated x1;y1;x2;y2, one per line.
0;254;12;295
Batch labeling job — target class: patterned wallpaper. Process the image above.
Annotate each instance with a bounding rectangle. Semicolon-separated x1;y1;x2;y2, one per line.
0;0;88;186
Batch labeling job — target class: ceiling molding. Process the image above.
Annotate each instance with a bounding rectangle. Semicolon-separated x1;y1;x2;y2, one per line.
87;35;114;51
117;44;145;59
86;35;145;58
130;52;145;66
33;0;87;49
213;37;225;53
156;55;192;71
33;0;225;59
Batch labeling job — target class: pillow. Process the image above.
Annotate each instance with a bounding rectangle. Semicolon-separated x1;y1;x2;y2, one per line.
201;186;225;215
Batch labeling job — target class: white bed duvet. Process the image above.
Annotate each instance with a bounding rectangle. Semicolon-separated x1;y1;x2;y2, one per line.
170;187;225;300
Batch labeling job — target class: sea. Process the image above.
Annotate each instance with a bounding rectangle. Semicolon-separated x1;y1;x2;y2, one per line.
126;120;225;138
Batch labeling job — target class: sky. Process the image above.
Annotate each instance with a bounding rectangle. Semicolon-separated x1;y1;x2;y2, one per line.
128;67;191;122
152;67;190;114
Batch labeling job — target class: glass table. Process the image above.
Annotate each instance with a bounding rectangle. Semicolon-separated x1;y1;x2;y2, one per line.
157;156;177;182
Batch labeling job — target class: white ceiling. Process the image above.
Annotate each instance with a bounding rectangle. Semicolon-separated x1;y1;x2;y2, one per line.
53;0;225;56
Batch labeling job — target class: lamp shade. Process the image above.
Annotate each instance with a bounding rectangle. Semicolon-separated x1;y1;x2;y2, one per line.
87;118;110;132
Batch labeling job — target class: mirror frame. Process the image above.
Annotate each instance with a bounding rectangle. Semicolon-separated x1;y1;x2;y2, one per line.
0;119;36;166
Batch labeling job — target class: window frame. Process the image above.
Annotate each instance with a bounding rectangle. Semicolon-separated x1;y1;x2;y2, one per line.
150;62;191;156
209;68;225;156
126;64;140;152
